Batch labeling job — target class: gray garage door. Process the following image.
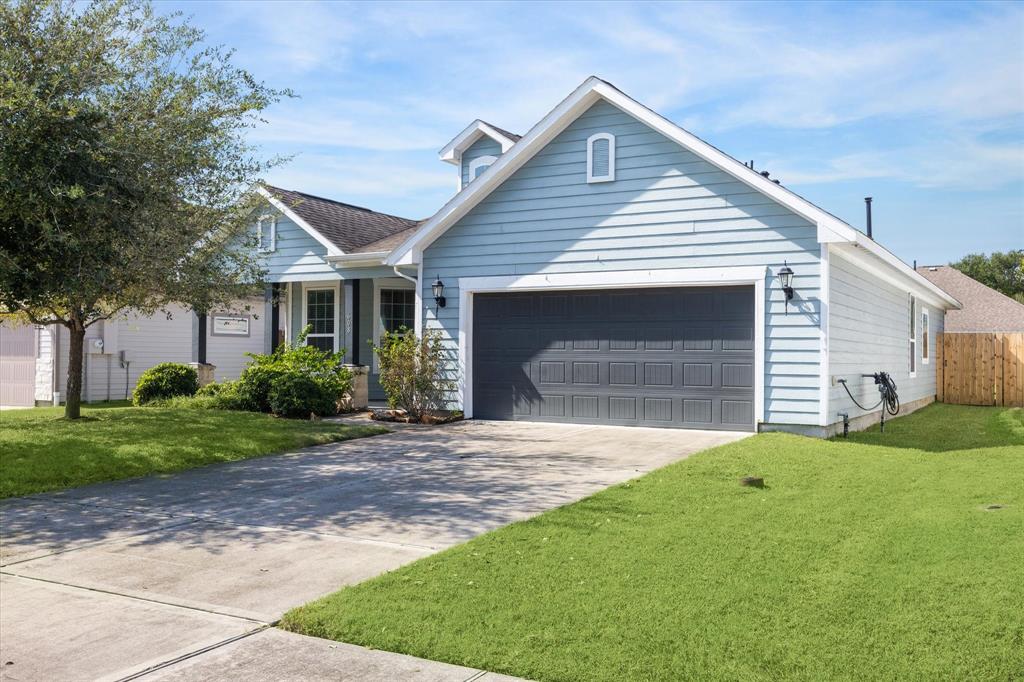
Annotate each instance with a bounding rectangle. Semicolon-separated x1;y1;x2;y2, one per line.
472;286;755;431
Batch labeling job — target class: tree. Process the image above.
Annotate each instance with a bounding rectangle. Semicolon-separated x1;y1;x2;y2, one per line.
951;251;1024;304
0;0;290;418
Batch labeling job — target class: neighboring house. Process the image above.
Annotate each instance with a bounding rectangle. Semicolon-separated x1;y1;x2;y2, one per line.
916;265;1024;332
2;76;962;436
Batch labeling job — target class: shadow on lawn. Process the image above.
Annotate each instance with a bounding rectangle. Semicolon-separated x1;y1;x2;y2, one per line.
0;423;638;565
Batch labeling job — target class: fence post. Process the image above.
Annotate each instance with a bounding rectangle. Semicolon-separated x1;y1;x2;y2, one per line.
994;334;1004;406
936;332;944;402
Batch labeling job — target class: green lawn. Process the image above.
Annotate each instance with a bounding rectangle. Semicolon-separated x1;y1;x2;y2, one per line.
282;404;1024;682
0;402;387;498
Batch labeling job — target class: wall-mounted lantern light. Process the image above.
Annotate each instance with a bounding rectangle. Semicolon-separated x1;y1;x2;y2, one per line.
431;276;446;308
778;261;794;314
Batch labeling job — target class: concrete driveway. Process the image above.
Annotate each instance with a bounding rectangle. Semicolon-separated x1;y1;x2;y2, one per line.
0;420;746;681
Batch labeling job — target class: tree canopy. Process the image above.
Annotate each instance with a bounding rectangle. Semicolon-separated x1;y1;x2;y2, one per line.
951;250;1024;304
0;0;290;417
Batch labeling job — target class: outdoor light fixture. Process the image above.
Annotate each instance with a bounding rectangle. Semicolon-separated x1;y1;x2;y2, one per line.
778;261;795;314
431;276;446;308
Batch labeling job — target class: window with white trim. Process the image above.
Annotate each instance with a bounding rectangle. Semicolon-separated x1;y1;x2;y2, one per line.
587;132;615;183
256;214;276;252
305;288;335;352
921;307;930;365
468;155;497;182
909;294;917;378
380;288;415;335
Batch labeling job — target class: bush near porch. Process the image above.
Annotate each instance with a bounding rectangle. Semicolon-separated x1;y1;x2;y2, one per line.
282;404;1024;681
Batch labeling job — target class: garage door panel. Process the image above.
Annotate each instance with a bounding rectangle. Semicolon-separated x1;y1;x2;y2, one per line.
473;286;755;431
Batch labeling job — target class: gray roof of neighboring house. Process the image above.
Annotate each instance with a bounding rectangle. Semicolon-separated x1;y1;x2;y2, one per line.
916;265;1024;332
263;185;419;254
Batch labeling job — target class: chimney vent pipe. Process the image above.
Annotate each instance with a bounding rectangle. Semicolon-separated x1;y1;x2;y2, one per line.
865;197;873;240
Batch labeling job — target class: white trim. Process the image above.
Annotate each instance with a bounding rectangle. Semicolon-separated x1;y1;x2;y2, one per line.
301;282;341;353
415;261;424;339
909;294;918;379
457;266;767;424
818;244;831;426
326;251;388;267
256;214;276;252
921;306;930;366
386;77;958;309
371;277;417;373
439;120;517;165
586;132;615;183
467;155;498;182
257;186;344;257
831;243;956;310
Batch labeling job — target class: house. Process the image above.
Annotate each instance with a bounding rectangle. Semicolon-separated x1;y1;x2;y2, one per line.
2;76;960;436
916;265;1024;332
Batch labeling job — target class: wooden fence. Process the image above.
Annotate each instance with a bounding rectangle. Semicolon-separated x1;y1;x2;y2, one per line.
937;333;1024;407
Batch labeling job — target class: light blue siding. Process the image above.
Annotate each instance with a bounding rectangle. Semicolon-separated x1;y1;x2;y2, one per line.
257;215;339;282
828;250;942;422
422;99;824;426
461;137;502;188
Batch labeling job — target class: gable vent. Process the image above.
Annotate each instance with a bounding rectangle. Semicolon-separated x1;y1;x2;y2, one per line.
587;132;615;183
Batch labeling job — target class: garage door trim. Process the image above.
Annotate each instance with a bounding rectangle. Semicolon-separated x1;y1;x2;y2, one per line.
458;266;766;425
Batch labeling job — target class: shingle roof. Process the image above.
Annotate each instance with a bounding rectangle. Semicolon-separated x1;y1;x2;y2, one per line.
481;121;521;142
916;265;1024;332
263;185;419;253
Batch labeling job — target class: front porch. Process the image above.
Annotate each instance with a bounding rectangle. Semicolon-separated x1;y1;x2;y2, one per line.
267;274;416;402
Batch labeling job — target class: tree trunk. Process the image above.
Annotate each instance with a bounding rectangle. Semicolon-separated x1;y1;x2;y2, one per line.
65;322;86;419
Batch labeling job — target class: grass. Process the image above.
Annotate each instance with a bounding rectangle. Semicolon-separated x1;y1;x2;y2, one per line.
282;403;1024;682
0;402;387;498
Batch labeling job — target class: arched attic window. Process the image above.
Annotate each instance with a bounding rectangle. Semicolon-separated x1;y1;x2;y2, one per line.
587;132;615;183
468;155;498;181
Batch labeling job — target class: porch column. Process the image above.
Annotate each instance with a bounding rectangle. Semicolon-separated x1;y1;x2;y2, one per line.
270;283;281;352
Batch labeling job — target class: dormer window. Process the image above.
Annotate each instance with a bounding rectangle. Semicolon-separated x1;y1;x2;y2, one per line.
257;214;276;252
468;155;498;181
587;132;615;183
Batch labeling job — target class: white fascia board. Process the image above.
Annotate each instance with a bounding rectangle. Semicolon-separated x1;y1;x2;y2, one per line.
325;251;388;268
832;243;960;310
846;234;960;309
438;120;517;165
256;186;344;257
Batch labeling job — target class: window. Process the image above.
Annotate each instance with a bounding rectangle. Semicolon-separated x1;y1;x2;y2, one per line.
587;132;615;183
257;214;276;252
909;294;917;378
380;288;415;334
305;288;335;352
468;155;497;182
921;307;930;365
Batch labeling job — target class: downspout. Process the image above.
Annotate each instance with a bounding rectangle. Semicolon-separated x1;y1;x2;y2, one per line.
392;265;417;285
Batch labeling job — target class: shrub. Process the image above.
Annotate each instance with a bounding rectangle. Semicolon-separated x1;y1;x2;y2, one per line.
235;326;352;414
373;328;454;422
268;371;337;418
133;362;199;405
236;364;288;412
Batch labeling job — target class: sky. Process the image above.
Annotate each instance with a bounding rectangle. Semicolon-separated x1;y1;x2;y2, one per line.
162;0;1024;266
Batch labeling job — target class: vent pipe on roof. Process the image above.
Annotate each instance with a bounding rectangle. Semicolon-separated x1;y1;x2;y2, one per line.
864;197;873;239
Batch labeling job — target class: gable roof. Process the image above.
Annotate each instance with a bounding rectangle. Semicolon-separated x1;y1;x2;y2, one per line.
388;76;957;309
916;265;1024;331
438;120;520;165
259;185;417;255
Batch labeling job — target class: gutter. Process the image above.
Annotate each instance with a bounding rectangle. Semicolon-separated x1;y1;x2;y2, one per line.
325;251;388;268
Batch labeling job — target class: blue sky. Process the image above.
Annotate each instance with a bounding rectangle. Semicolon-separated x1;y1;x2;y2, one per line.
164;0;1023;265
